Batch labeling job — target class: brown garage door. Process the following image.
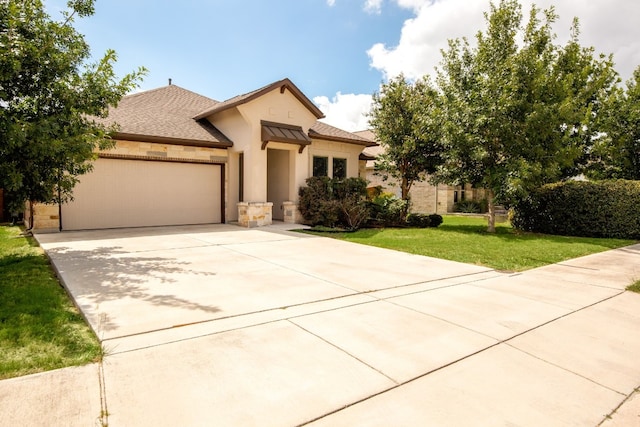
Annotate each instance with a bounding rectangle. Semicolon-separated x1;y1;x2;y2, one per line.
62;158;223;230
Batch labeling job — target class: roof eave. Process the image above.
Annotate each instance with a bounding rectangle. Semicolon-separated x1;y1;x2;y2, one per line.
114;132;233;149
308;131;377;147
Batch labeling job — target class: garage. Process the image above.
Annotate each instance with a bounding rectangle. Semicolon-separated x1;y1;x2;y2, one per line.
61;158;224;230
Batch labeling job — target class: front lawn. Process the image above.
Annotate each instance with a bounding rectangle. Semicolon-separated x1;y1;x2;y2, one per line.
628;280;640;293
306;216;635;272
0;225;102;379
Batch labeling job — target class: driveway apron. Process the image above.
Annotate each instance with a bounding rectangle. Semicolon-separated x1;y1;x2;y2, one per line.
0;224;638;426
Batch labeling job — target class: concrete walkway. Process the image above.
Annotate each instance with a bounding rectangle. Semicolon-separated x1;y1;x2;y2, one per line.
1;224;639;426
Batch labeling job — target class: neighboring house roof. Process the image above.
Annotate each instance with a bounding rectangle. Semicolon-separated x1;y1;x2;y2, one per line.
193;78;325;121
310;122;377;147
101;85;233;148
354;130;383;165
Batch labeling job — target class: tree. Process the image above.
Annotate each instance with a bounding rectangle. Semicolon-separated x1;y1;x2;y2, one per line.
435;0;618;232
0;0;146;222
590;66;640;180
368;74;444;220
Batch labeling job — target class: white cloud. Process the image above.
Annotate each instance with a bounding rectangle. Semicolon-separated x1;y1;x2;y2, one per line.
314;93;373;132
319;0;640;132
395;0;428;13
368;0;640;82
326;0;336;6
364;0;384;14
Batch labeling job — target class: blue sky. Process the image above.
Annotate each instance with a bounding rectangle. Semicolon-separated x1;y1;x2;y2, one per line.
50;1;411;102
46;0;640;131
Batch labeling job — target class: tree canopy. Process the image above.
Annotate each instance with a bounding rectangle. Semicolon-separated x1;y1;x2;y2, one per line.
0;0;146;217
368;74;444;219
434;0;618;231
590;65;640;180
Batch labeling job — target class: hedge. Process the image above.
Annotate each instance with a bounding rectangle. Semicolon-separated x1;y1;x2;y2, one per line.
511;180;640;239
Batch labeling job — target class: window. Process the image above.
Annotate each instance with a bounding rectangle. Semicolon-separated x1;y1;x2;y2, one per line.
454;183;466;203
332;158;347;179
313;156;328;177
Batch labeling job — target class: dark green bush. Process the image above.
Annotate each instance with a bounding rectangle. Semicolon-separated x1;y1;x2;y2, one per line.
406;213;431;228
298;177;369;230
367;193;408;227
298;176;339;227
512;180;640;239
428;214;443;228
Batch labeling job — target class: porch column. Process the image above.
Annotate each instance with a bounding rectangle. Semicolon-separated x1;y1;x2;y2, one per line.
237;202;273;227
282;201;303;224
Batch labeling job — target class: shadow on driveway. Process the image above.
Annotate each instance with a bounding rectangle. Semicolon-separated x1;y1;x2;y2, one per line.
47;245;221;334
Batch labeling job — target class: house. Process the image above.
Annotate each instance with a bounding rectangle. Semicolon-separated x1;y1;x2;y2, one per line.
356;130;486;214
27;78;376;231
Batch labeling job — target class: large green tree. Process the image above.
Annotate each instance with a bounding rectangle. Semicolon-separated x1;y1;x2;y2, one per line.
590;66;640;180
0;0;145;220
435;0;618;231
368;74;444;220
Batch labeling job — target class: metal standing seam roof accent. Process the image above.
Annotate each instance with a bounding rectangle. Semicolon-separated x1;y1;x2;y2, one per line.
261;121;311;153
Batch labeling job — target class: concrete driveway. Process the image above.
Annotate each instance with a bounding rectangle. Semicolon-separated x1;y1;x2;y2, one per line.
1;223;640;426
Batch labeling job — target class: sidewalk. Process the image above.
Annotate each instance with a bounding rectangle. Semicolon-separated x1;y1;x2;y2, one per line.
0;231;638;426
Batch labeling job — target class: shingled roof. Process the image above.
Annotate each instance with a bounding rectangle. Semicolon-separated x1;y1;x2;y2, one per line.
194;78;325;121
309;122;377;147
101;80;374;149
101;85;233;148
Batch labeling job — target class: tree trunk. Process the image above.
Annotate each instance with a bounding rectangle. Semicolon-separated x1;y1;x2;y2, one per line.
400;177;411;221
487;189;496;233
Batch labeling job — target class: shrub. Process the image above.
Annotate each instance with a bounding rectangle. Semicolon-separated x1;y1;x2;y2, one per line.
428;214;443;228
337;196;370;230
453;199;486;213
298;176;339;227
406;213;431;228
298;177;369;230
367;193;408;227
512;180;640;239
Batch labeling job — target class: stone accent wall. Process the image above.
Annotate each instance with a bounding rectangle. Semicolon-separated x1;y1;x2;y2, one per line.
364;166;488;215
238;202;273;227
107;140;228;163
25;202;59;232
282;201;303;224
410;181;452;214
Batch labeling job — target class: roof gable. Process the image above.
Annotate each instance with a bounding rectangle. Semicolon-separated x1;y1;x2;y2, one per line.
193;78;325;120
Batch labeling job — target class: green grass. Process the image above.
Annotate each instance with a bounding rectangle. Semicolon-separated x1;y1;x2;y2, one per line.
628;280;640;293
306;216;635;272
0;225;102;379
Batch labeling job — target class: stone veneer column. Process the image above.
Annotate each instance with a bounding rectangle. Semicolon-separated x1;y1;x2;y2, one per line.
237;202;273;227
282;201;303;224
